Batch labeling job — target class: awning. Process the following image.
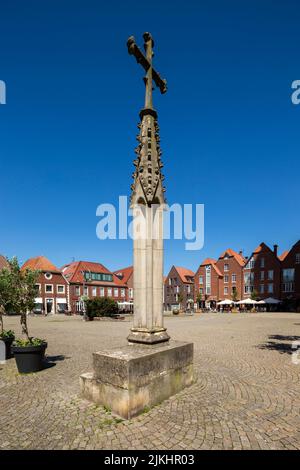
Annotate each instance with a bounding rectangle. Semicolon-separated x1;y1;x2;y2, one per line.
56;298;67;304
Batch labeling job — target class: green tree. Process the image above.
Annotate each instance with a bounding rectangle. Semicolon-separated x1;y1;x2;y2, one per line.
3;258;40;340
86;297;119;318
231;288;238;302
0;262;14;334
178;292;184;309
251;289;258;301
196;292;202;307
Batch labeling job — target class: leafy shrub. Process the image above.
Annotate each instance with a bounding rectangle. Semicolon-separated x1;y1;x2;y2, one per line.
86;297;119;318
14;337;46;347
0;329;15;339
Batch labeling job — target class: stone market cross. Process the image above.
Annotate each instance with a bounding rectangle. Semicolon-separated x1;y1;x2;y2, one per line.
127;32;169;345
80;33;193;419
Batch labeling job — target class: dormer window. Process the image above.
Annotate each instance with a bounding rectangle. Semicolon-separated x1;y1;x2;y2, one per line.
45;272;52;280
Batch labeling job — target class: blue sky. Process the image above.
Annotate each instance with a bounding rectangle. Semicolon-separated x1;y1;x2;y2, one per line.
0;0;299;273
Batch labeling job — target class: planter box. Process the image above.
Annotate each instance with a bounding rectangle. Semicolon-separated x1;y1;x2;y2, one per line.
11;343;47;374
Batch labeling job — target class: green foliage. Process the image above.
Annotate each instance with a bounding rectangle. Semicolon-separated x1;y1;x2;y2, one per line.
86;297;119;318
231;289;238;302
251;289;258;301
14;337;46;347
0;329;15;339
0;257;40;340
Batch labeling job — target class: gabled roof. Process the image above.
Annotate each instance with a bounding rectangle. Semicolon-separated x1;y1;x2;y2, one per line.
114;266;133;285
0;255;9;271
219;248;246;267
174;266;194;283
279;250;289;261
252;242;272;254
62;261;126;287
201;258;217;266
199;258;223;277
22;256;59;273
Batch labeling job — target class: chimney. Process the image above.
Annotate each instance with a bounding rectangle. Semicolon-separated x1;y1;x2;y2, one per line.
273;244;278;257
239;250;243;256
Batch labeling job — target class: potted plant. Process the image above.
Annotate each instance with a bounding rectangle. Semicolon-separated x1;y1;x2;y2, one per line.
7;258;47;373
0;264;16;359
172;308;179;315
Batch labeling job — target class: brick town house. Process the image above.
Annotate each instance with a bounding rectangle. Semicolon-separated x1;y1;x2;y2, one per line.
243;243;281;300
216;249;246;302
194;258;223;308
280;239;300;309
114;266;134;310
61;261;127;314
164;266;194;311
21;256;69;314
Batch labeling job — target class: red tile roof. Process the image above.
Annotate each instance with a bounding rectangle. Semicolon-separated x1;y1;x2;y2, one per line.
62;261;126;287
219;248;246;267
22;256;59;273
279;250;289;261
174;266;194;284
201;258;217;266
199;258;222;277
114;266;133;285
0;255;9;271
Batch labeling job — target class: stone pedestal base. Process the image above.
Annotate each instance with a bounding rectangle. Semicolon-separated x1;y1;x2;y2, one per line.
80;341;193;419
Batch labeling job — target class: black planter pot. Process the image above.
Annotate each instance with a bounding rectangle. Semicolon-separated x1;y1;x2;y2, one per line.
11;343;47;374
1;337;15;359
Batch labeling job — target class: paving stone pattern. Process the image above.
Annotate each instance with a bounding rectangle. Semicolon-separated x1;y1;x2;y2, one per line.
0;313;300;450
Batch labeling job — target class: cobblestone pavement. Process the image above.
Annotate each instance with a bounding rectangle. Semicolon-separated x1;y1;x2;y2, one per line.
1;312;300;450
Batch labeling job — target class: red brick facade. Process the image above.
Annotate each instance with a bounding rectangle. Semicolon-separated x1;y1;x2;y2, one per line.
194;258;222;307
21;256;68;314
243;243;281;300
217;249;245;301
62;261;127;314
164;266;194;310
280;240;300;306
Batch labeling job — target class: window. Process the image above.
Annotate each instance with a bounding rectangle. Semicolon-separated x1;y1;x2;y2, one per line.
57;285;65;294
107;288;112;297
92;287;97;297
260;284;264;294
224;275;229;283
129;288;133;299
224;287;228;295
260;271;264;281
75;286;80;296
268;270;274;281
84;271;113;282
199;276;203;285
187;285;191;294
44;272;52;280
296;253;300;264
224;264;229;272
100;287;105;297
114;288;119;297
260;258;265;268
232;274;236;283
168;278;172;286
205;265;211;295
283;282;294;293
121;288;125;297
35;284;41;293
244;285;254;294
84;286;88;296
45;284;53;293
268;283;274;294
283;268;295;282
232;286;237;294
199;288;203;295
246;257;255;269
